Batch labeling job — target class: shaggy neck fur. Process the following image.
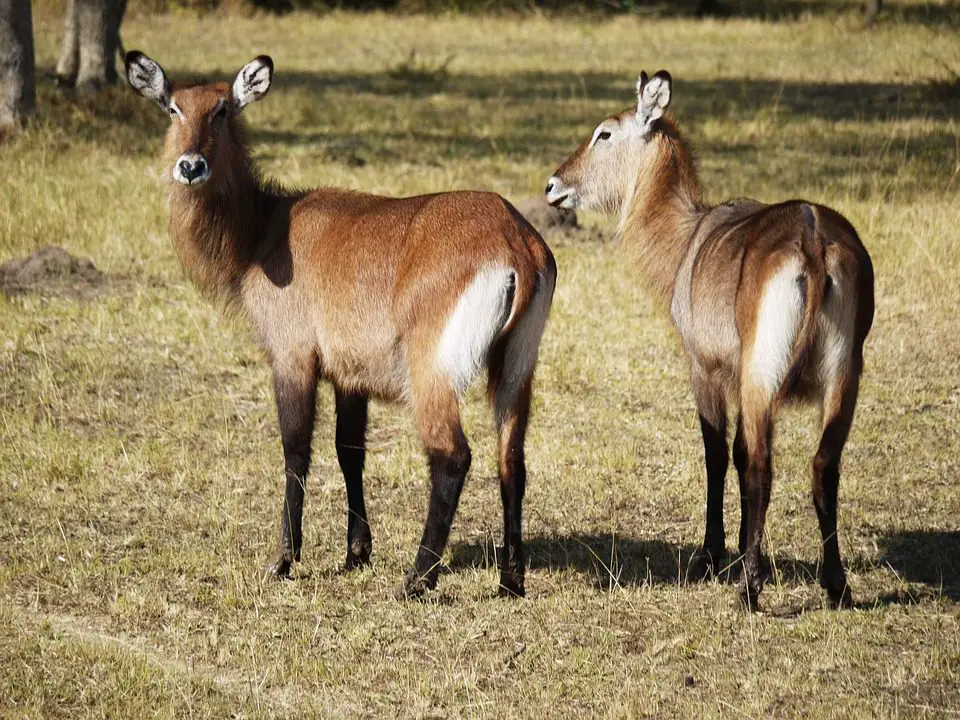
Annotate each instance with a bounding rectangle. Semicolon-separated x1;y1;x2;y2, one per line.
164;117;276;304
617;115;706;306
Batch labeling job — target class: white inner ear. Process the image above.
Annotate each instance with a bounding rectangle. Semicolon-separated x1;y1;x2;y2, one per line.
638;77;669;128
129;57;170;109
233;60;271;110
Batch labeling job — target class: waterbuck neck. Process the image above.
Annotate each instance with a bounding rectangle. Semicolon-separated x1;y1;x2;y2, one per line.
165;124;266;303
617;118;706;306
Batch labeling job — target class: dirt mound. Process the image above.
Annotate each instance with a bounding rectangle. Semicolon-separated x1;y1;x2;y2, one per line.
512;196;606;244
0;246;106;298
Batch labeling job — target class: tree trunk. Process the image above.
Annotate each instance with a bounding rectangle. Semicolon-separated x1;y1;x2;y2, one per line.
0;0;35;128
56;0;126;90
55;0;79;86
865;0;881;26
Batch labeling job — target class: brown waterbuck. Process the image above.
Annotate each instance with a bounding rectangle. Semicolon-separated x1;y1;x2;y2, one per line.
546;71;874;609
125;51;556;599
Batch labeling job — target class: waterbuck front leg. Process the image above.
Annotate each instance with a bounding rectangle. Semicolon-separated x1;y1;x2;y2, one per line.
334;388;372;571
687;367;729;581
265;353;318;579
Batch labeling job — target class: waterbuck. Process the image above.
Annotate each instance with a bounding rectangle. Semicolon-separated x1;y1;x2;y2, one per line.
125;51;557;599
546;71;873;609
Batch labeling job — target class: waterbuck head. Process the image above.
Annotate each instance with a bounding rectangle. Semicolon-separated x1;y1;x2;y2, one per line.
125;51;274;188
545;70;672;214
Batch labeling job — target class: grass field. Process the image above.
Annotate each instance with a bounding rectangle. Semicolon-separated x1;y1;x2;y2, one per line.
1;3;959;717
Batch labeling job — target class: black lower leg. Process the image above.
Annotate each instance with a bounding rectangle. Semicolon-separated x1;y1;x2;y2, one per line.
400;437;471;598
741;469;766;609
335;389;371;570
267;361;317;578
496;384;530;598
697;413;729;573
813;413;853;608
733;415;748;555
740;423;772;611
813;454;848;607
499;441;526;597
812;373;859;609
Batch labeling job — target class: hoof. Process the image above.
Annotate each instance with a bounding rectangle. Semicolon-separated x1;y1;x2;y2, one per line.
737;581;762;612
395;569;435;601
686;547;722;583
264;550;293;580
344;552;371;572
498;570;526;599
344;539;372;572
825;581;853;609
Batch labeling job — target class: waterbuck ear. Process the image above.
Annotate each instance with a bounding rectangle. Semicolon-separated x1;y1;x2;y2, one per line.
635;70;649;99
233;56;274;111
125;51;172;112
636;69;672;132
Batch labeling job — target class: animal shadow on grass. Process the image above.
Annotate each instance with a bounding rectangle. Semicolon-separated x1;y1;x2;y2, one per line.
270;70;953;124
25;71;168;155
879;529;960;602
449;533;822;593
254;71;957;198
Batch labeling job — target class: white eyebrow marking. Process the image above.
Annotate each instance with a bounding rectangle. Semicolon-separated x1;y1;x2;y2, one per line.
588;124;611;149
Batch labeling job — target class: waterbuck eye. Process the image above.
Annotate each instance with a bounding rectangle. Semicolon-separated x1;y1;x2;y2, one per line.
213;105;228;121
597;130;612;141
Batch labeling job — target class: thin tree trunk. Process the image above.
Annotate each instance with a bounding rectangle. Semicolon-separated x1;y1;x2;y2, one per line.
0;0;35;128
76;0;110;89
865;0;881;26
56;0;80;86
57;0;126;90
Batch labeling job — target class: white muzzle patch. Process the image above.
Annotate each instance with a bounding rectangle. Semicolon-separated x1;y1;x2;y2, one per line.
172;152;211;186
545;176;580;209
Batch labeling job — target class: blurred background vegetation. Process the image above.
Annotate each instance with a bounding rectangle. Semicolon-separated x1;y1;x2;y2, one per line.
26;0;945;20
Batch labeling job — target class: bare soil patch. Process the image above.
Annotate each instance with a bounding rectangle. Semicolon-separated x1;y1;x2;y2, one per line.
0;246;109;299
513;196;607;244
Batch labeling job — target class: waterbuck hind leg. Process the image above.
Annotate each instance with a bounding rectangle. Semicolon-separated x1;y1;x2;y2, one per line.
738;399;773;611
492;376;533;598
265;355;318;579
486;270;553;599
687;370;729;582
812;371;860;609
733;413;748;556
334;389;372;571
398;382;471;600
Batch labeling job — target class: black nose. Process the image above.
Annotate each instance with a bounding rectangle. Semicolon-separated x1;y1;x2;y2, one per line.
178;157;208;182
545;182;554;194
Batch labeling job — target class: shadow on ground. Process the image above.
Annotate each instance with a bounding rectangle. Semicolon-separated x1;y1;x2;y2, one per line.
265;70;957;124
688;0;960;24
453;530;960;605
270;0;959;27
450;532;830;591
23;66;957;198
879;529;960;601
16;72;168;155
451;529;960;606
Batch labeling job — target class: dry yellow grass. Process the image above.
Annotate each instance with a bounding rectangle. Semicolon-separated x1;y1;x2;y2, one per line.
1;4;959;717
